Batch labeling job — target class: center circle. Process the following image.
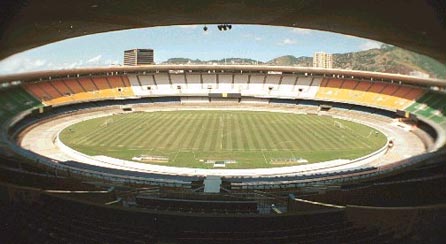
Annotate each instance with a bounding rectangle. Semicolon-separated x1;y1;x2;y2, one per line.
59;110;387;169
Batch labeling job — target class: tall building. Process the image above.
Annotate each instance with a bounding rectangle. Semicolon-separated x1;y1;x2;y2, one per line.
124;49;154;66
313;52;333;69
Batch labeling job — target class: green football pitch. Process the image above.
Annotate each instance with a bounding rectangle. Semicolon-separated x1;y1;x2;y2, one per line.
59;110;387;169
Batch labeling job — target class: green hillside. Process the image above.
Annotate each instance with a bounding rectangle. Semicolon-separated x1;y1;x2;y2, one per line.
163;45;446;79
333;46;446;78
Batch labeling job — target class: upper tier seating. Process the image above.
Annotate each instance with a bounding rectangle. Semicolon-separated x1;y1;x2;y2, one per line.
201;73;217;90
19;74;446;130
107;76;134;97
233;74;249;91
128;74;147;96
170;73;187;91
264;74;281;92
92;77;117;98
153;73;176;95
272;75;297;97
184;73;205;94
316;79;425;110
295;76;322;99
244;74;266;96
24;76;135;106
216;74;233;92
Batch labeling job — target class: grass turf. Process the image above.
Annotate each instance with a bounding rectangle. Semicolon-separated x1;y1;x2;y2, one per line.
59;110;387;169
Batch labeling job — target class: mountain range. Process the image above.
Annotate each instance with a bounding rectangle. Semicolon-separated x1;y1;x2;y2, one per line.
162;45;446;79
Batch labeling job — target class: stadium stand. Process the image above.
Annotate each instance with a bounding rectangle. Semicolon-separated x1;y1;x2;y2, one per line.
406;91;446;124
170;73;187;91
233;73;249;91
128;74;148;96
0;86;41;123
138;74;157;93
201;73;217;90
184;72;204;94
316;79;425;110
1;181;444;243
24;76;137;106
273;74;297;97
216;73;233;92
92;77;117;98
245;73;266;96
264;74;281;91
296;76;321;98
154;73;175;95
1;66;446;243
107;76;135;97
0;0;445;240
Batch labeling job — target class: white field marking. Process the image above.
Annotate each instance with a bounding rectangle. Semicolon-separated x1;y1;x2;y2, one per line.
172;151;180;162
261;151;268;164
270;140;299;147
92;145;370;154
333;120;354;133
220;116;224;150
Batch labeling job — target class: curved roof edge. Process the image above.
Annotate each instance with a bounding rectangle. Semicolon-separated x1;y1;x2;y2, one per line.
1;0;446;63
1;65;445;87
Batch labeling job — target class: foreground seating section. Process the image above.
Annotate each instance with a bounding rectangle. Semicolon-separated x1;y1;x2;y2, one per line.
0;193;157;244
0;86;41;123
136;195;258;214
406;91;446;125
0;184;399;244
1;161;445;243
300;168;446;207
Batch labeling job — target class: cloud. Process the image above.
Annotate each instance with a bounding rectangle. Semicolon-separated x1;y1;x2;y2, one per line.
0;54;123;75
178;25;198;29
344;34;361;39
0;56;48;74
278;38;297;45
86;54;102;63
359;40;382;50
290;28;311;35
104;59;119;65
241;33;263;42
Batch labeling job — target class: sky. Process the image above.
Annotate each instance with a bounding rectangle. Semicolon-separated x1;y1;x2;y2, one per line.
0;25;383;75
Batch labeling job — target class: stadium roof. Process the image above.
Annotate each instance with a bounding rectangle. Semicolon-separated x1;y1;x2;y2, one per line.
1;0;446;62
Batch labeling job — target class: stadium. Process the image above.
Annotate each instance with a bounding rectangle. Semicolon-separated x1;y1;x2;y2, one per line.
1;1;446;243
